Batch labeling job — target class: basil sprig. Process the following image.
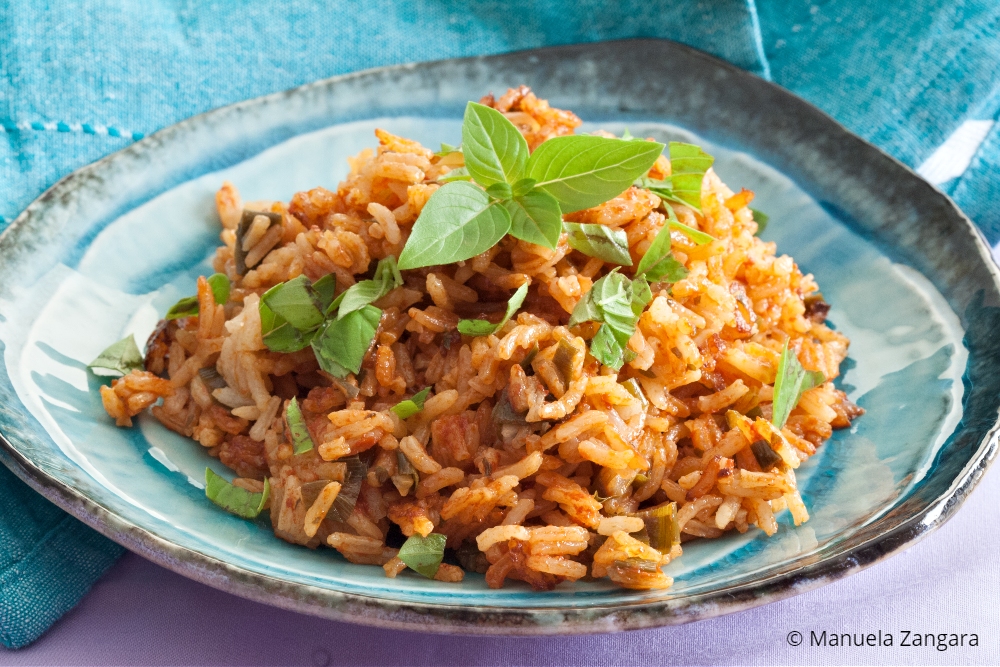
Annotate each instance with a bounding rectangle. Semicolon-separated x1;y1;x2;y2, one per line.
397;532;447;579
397;102;664;268
390;387;431;419
205;468;270;519
88;334;145;377
457;282;529;336
569;271;651;370
165;273;231;320
771;340;825;429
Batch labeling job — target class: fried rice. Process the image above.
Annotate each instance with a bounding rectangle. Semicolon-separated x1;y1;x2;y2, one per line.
98;86;863;591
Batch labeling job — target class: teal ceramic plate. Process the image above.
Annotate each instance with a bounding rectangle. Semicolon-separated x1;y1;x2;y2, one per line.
2;41;999;634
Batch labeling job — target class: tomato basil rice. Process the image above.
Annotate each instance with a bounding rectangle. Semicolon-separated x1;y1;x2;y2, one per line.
93;87;862;591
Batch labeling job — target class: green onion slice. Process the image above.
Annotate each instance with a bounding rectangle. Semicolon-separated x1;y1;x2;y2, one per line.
205;468;270;519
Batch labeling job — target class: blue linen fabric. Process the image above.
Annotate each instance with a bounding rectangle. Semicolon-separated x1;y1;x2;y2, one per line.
1;0;999;650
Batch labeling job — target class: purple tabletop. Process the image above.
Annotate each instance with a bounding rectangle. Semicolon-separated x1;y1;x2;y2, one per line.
2;463;997;666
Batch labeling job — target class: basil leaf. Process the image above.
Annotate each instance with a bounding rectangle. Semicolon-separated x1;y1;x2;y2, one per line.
337;256;403;319
259;300;316;353
397;181;512;270
312;274;337;315
88;334;145;377
390;387;431;419
590;322;628;369
462;102;529;187
668;142;714;210
668;220;713;245
164;296;199;320
528;135;664;213
771;340;826;429
570;272;649;370
511;178;537;198
165;273;230;320
435;142;460;157
620;128;635;141
209;273;231;305
205;468;270;519
457;282;529;336
640;179;693;210
751;208;769;235
636;225;688;283
286;397;315;455
564;222;633;266
397;532;447;579
311;305;381;378
504;188;563;249
438;167;472;183
485;182;513;199
261;276;326;331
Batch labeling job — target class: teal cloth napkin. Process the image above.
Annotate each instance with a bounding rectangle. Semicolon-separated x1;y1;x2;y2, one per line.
2;0;999;650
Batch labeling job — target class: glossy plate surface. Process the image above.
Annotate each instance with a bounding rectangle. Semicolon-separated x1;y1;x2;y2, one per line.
1;40;999;634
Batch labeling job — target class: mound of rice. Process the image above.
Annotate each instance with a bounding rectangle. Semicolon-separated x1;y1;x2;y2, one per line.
100;86;862;591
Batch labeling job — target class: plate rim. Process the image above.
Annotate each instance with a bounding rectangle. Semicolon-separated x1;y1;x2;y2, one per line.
1;38;999;635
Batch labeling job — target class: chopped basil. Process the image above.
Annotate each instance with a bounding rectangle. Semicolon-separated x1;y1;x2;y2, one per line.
751;208;769;235
204;468;270;519
668;142;714;211
569;271;650;370
259;274;338;353
435;142;461;157
88;334;145;377
390;387;431;419
457;282;529;336
564;222;633;266
262;276;326;331
336;256;402;319
328;456;367;522
165;273;231;320
397;532;447;579
635;224;687;283
259;299;317;353
286;397;314;455
668;220;714;245
311;305;381;378
397;181;512;270
235;210;282;275
462;102;529;188
312;274;338;315
528;135;664;213
771;340;825;429
438;167;472;183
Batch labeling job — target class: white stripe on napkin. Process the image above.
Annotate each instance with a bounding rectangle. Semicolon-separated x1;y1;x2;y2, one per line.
917;120;995;185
